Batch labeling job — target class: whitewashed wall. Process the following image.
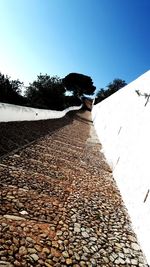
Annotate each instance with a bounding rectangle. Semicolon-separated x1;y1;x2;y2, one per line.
92;70;150;264
0;103;82;122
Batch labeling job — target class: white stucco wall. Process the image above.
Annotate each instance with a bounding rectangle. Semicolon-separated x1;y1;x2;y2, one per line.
92;70;150;264
0;103;82;122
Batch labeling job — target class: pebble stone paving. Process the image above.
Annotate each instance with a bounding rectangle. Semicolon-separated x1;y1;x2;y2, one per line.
0;110;148;267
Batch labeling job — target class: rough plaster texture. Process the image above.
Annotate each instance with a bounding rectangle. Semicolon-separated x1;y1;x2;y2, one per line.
0;103;82;122
92;70;150;264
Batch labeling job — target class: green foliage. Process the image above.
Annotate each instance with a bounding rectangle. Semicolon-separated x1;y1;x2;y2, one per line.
62;73;96;98
0;71;84;110
107;79;127;94
25;74;66;110
0;72;26;105
95;78;127;104
0;71;126;110
11;79;23;94
64;95;82;108
3;71;127;110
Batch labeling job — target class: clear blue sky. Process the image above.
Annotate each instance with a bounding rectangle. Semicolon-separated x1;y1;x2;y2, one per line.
0;0;150;93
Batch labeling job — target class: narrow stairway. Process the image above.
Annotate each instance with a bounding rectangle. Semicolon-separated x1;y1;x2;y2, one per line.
0;111;147;267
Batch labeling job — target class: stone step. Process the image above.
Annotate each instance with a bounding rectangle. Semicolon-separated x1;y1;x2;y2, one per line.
0;164;71;200
1;184;68;224
33;143;85;158
37;138;84;152
47;135;86;148
13;148;86;170
52;132;87;143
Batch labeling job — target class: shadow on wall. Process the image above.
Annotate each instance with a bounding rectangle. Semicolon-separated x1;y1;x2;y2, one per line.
0;112;76;158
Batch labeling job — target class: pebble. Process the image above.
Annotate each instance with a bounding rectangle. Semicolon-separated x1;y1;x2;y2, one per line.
26;236;34;243
19;246;27;255
66;258;73;265
42;247;50;254
74;227;80;233
90;259;96;266
3;215;26;221
56;230;63;236
118;252;125;258
14;260;21;266
131;258;138;265
80;261;86;267
62;251;69;258
27;248;37;254
35;244;42;252
45;263;53;267
81;231;89;238
71;214;77;222
74;252;80;261
131;242;140;251
115;257;125;264
112;252;118;259
51;248;61;258
74;223;81;233
52;241;59;248
74;223;81;228
19;210;28;215
115;242;122;249
83;246;90;253
0;261;14;267
30;253;39;261
128;235;137;242
90;237;97;242
103;257;109;263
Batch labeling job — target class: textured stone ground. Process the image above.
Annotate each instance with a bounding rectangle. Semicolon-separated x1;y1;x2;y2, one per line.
0;111;148;267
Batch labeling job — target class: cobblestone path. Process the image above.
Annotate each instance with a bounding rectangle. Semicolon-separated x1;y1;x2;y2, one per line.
0;111;148;267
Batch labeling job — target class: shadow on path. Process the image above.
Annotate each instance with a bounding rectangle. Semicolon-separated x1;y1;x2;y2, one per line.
0;112;76;158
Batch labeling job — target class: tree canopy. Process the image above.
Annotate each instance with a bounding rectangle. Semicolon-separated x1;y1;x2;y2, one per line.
25;74;66;110
62;73;96;98
1;70;127;111
0;71;83;110
0;72;26;105
95;78;127;104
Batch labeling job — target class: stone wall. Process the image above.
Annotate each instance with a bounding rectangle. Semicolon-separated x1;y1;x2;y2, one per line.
0;103;82;122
